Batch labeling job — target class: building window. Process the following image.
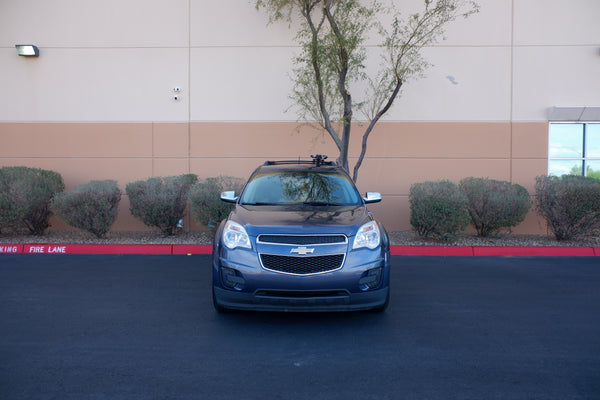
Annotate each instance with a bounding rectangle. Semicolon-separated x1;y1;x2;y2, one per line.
548;123;600;179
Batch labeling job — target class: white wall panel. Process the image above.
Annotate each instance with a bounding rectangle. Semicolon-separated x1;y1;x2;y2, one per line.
0;48;189;122
190;47;295;121
191;0;296;47
191;0;509;48
514;0;600;45
190;45;511;122
430;0;512;46
2;0;599;124
366;0;511;46
384;46;512;121
0;0;189;47
512;46;600;121
418;0;512;46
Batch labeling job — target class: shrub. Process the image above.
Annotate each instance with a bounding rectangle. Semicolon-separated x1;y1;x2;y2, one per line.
459;177;531;237
126;174;198;236
51;180;121;238
0;166;65;235
535;175;600;240
409;180;470;242
190;176;244;228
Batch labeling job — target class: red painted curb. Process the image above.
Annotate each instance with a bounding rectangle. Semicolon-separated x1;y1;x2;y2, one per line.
390;246;598;257
20;244;174;255
0;244;23;254
172;245;213;255
473;246;596;257
1;244;598;256
391;246;473;256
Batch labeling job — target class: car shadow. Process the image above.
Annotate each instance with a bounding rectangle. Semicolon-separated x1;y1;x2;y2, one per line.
212;308;390;328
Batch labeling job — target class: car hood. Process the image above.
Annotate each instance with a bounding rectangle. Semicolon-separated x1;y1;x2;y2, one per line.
229;205;372;238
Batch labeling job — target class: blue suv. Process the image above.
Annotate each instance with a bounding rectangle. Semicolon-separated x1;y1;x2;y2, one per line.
212;156;390;312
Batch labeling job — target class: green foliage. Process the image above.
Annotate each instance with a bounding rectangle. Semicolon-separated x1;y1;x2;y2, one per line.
51;180;121;238
569;165;600;180
0;166;65;235
255;0;478;180
587;168;600;180
190;176;244;228
126;174;198;236
535;175;600;241
459;177;531;237
409;180;470;242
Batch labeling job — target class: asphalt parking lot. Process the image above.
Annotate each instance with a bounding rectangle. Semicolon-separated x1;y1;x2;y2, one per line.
1;255;599;400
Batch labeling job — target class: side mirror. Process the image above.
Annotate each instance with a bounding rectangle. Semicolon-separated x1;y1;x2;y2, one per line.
363;192;382;204
220;191;238;204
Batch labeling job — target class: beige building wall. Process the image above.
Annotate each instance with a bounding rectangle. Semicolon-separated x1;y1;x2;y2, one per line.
1;0;599;233
0;121;548;232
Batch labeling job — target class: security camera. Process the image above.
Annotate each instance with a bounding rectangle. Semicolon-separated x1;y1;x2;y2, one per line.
174;87;181;92
173;95;179;101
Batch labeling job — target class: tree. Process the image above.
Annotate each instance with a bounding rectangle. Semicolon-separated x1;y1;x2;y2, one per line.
568;164;600;180
255;0;478;181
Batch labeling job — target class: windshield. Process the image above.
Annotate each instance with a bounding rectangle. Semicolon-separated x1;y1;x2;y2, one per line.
240;171;362;206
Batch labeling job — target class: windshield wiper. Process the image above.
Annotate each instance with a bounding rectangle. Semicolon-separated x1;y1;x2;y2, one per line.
244;201;344;206
302;201;341;206
242;202;281;206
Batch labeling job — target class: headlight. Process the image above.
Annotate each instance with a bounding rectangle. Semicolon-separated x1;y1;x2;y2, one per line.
222;220;251;249
352;221;381;250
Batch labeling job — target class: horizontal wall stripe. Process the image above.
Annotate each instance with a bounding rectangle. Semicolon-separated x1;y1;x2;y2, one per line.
0;121;549;233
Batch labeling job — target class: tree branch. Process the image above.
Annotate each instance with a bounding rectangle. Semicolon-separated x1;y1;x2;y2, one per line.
301;0;342;150
352;77;403;181
323;2;352;171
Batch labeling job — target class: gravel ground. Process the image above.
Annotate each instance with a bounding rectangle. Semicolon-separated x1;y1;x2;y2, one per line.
1;229;599;247
389;231;600;247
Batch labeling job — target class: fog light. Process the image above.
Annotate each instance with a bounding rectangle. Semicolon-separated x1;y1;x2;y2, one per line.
221;267;245;290
359;268;382;290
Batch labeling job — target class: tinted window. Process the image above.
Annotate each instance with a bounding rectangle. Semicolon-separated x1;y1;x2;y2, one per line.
240;171;362;205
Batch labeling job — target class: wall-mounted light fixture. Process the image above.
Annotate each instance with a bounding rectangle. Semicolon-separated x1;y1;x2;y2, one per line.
15;44;39;57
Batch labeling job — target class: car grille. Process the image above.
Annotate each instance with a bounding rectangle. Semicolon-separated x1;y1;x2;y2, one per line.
260;253;345;275
255;289;349;298
258;235;347;245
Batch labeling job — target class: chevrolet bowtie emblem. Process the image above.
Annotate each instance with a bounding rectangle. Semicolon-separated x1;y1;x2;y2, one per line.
290;246;315;256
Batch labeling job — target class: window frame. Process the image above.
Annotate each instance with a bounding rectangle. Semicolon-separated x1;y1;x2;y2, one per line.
548;122;600;177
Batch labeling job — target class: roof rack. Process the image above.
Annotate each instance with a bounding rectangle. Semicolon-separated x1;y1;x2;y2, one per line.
264;155;336;167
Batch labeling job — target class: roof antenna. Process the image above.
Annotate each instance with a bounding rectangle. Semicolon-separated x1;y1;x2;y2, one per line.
311;154;327;167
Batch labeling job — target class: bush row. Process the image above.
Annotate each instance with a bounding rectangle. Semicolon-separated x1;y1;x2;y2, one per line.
0;166;243;238
2;167;599;241
410;176;600;242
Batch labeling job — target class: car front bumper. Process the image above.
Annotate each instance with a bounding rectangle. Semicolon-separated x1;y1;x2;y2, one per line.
212;233;390;312
213;285;389;312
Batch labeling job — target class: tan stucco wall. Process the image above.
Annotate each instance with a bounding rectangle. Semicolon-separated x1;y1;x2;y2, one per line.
3;1;599;236
0;121;548;233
